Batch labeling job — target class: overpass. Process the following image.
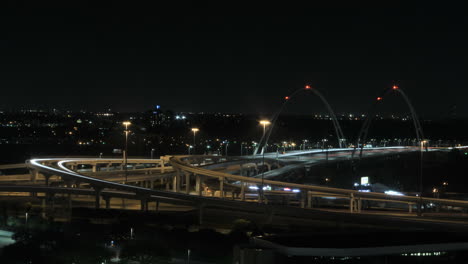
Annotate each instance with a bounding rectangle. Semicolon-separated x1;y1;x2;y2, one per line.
0;146;467;230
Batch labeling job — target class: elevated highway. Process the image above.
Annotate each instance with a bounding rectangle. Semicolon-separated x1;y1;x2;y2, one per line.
1;146;468;229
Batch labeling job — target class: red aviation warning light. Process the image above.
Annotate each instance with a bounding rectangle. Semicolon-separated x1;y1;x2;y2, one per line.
377;97;383;101
304;85;311;89
285;96;290;100
392;85;399;90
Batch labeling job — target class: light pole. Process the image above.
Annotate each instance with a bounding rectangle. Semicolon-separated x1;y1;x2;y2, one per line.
259;120;271;203
123;121;131;184
191;128;199;155
259;120;271;136
187;145;193;155
223;141;229;156
418;139;428;216
322;138;329;162
151;148;155;159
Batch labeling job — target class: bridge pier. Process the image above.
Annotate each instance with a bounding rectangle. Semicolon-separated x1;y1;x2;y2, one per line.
104;197;111;209
240;182;246;201
185;172;191;194
349;195;362;213
350;194;355;213
300;189;307;208
44;173;52;186
219;177;224;198
195;174;203;196
140;197;148;211
29;169;39;196
92;186;103;209
173;170;181;192
29;169;39;183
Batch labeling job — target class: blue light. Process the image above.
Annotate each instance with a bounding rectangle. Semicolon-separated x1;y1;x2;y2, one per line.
156;105;161;109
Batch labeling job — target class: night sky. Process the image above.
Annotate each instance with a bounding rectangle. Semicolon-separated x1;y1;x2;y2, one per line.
1;2;466;117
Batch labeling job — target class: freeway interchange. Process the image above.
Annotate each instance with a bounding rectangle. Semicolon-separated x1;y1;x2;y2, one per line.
1;146;468;230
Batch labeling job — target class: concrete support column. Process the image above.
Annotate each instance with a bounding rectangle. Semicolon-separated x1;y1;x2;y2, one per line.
300;190;307;208
93;186;102;209
195;175;203;196
219;177;224;198
408;203;413;213
173;170;180;192
105;197;111;209
349;194;355;213
150;180;154;189
357;198;362;212
29;169;39;183
307;192;313;208
240;182;246;201
44;174;51;187
92;165;97;172
185;172;191;194
140;198;148;211
161;161;165;173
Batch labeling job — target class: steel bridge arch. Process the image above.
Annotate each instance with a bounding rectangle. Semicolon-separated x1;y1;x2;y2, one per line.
254;85;346;155
352;85;425;161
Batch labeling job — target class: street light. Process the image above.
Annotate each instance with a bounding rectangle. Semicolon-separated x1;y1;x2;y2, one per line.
259;120;271;136
258;120;271;203
222;140;229;156
191;128;199;155
187;145;193;155
123;121;131;184
418;139;428;216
